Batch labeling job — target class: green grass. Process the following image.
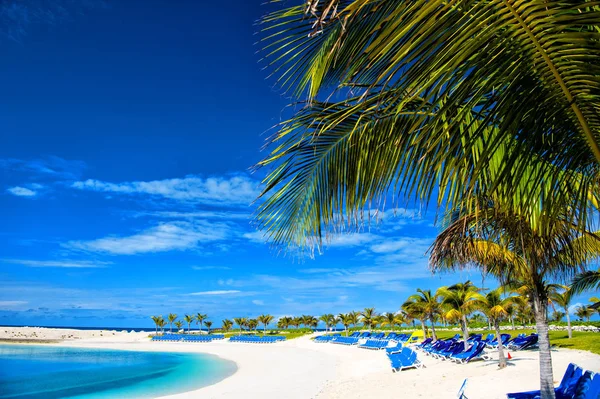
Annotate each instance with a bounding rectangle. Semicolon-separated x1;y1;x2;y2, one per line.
434;329;600;355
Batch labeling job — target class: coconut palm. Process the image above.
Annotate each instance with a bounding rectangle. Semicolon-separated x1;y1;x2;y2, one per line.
404;289;442;341
430;200;600;398
401;300;427;338
590;297;600;316
437;282;484;346
551;311;566;323
196;313;207;332
360;308;377;331
571;269;600;295
150;315;162;335
222;319;233;333
256;1;600;264
277;316;292;329
549;286;575;338
319;314;335;331
174;321;183;331
380;312;397;330
233;317;247;336
504;304;518;330
301;315;314;329
480;288;519;369
247;319;259;332
167;313;177;333
204;321;213;334
156;317;166;333
291;317;302;329
184;315;194;334
575;305;593;321
337;313;352;336
257;314;275;335
348;311;361;329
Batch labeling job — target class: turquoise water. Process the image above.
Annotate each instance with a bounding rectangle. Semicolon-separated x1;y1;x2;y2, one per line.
0;345;236;399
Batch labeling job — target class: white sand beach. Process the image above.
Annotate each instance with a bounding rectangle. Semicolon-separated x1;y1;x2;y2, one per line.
2;327;600;398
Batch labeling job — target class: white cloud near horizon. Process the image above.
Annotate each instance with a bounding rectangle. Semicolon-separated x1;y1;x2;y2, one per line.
192;265;231;271
188;290;241;296
2;259;111;268
71;175;261;206
66;221;230;255
0;156;86;180
6;186;36;197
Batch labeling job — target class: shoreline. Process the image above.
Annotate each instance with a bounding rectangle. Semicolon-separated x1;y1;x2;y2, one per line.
2;327;600;398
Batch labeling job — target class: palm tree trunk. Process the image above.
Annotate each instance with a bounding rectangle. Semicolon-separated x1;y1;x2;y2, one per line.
511;316;515;330
533;294;555;399
495;319;507;369
461;315;470;349
565;309;572;339
429;316;437;341
420;318;426;338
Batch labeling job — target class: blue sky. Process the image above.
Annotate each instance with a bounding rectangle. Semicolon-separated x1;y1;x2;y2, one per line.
0;1;597;328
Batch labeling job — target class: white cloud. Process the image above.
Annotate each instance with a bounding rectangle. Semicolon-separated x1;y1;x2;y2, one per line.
327;233;381;247
189;290;241;296
66;221;229;255
370;237;431;254
136;211;250;220
0;156;86;179
0;301;28;309
252;300;265;306
243;231;267;243
191;266;231;271
7;186;36;197
2;259;110;268
71;174;260;206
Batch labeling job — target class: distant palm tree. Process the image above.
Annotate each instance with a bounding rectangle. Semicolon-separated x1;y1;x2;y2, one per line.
404;289;443;341
184;315;194;334
480;288;519;369
196;313;207;332
551;311;566;322
338;313;352;336
157;317;166;333
204;321;213;334
549;286;574;338
401;300;428;338
277;316;292;329
233;317;247;336
150;315;162;335
222;319;233;333
291;317;302;329
319;314;335;330
257;314;274;335
349;311;361;329
504;304;518;330
360;308;377;331
437;282;484;345
247;319;258;332
380;312;397;330
174;321;183;331
301;315;313;329
167;313;178;333
575;305;593;321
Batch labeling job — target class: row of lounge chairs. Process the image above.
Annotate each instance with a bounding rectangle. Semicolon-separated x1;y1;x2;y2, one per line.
314;331;412;347
507;363;600;399
417;337;486;364
151;334;225;342
229;335;286;343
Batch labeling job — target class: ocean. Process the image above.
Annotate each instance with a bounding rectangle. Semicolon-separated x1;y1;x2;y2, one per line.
0;344;236;398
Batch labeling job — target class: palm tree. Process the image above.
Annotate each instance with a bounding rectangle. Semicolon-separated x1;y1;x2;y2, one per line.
222;319;233;333
380;312;397;330
590;297;600;316
256;1;600;266
233;317;247;336
430;200;600;398
150;315;161;335
196;313;207;332
404;289;442;341
277;316;292;329
247;319;258;332
257;314;274;335
167;313;177;333
551;311;566;322
480;288;519;369
575;305;593;321
437;282;484;346
504;304;518;330
301;315;313;329
349;311;361;329
157;316;166;333
319;314;335;331
338;313;352;336
571;269;600;295
174;321;183;331
549;286;574;339
401;300;427;338
291;317;302;329
184;315;194;334
204;320;213;334
360;308;377;331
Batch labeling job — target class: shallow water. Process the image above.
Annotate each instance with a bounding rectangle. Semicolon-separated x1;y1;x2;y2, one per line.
0;344;236;398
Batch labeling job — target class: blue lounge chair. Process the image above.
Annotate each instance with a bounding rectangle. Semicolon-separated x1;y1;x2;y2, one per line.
451;342;486;364
507;363;600;399
487;334;511;349
387;347;423;372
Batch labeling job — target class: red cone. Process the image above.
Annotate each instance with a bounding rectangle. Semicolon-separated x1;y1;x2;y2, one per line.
507;352;512;360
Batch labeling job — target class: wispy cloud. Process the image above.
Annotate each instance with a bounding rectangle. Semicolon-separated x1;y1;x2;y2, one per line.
65;221;230;255
188;290;241;296
6;186;37;197
2;259;110;268
71;174;261;206
0;156;86;180
191;265;231;271
134;210;250;220
0;300;28;309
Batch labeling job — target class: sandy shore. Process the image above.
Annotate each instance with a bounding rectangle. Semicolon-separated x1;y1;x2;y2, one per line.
2;327;600;398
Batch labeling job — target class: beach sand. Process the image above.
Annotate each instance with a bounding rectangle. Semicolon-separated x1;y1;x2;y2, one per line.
2;327;599;398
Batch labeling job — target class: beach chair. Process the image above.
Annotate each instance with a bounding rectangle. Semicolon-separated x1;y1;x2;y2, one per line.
451;342;486;364
387;347;424;372
506;363;600;399
457;379;468;399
